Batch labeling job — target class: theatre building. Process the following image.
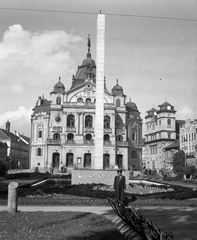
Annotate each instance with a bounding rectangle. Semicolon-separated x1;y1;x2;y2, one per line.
30;40;142;172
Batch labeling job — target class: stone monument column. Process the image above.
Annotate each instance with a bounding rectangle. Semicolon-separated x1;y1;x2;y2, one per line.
94;13;105;169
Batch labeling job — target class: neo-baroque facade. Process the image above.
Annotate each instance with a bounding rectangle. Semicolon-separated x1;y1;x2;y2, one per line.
30;40;142;172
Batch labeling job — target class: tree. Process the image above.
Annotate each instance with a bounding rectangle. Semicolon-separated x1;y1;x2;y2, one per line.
173;150;185;177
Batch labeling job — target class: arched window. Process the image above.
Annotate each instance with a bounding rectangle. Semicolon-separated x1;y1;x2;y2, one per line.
116;135;123;142
85;115;93;128
56;96;61;105
86;98;91;104
104;134;110;141
85;134;92;141
67;133;74;141
53;133;60;140
104;116;110;129
37;148;42;156
167;119;171;125
38;130;42;138
116;98;120;107
77;97;83;102
67;114;75;127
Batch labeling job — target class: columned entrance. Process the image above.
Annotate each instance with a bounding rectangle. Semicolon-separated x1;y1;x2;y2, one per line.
52;152;60;169
103;154;110;169
116;154;123;169
66;153;73;167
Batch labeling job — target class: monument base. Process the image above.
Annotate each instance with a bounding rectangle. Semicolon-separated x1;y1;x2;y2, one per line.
71;169;129;185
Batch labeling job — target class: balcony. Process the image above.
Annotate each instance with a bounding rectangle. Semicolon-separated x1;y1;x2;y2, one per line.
104;140;112;145
47;139;61;145
116;128;125;135
116;141;129;147
66;127;76;132
65;140;75;145
104;128;112;134
84;127;94;133
52;126;62;132
83;140;94;145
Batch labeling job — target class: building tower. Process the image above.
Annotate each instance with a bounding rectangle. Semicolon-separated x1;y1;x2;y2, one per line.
144;101;176;172
6;120;10;132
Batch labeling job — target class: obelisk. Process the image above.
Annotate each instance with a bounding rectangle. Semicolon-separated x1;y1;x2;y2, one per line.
94;13;105;169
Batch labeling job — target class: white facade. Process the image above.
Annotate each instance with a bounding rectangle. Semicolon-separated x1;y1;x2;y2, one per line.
180;119;197;166
30;41;130;172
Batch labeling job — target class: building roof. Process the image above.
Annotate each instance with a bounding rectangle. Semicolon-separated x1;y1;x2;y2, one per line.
50;77;66;94
176;120;185;127
32;97;51;117
126;98;140;112
111;79;126;97
157;101;176;113
163;139;180;150
18;134;30;145
70;36;97;89
0;129;29;145
145;107;157;118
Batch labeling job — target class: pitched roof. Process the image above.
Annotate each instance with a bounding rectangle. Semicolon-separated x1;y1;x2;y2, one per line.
163;139;180;150
0;129;29;145
0;129;19;143
176;120;185;127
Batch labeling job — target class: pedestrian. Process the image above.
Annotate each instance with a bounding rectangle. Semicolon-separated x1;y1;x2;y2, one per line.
113;169;126;202
59;162;64;173
50;164;54;174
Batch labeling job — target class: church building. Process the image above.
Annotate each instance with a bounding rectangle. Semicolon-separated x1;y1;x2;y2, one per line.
30;38;142;174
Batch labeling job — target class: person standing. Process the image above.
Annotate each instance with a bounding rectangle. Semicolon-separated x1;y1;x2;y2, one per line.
113;169;126;202
59;162;64;173
50;164;54;174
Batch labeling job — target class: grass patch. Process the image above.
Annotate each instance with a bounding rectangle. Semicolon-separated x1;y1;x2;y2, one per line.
0;211;123;240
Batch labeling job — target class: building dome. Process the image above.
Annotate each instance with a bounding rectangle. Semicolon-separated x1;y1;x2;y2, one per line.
51;77;65;94
112;79;125;96
70;35;96;89
81;57;96;67
126;100;138;110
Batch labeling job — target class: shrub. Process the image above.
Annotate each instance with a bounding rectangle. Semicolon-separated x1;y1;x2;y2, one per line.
0;161;8;176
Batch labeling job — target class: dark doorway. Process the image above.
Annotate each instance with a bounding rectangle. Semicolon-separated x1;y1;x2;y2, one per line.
52;152;60;169
116;154;123;169
84;153;91;168
66;153;73;167
103;154;110;169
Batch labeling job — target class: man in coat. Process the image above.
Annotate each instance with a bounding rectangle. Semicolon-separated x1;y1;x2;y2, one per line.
113;169;126;202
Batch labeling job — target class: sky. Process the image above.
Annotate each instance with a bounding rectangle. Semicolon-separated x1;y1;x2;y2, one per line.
0;0;196;137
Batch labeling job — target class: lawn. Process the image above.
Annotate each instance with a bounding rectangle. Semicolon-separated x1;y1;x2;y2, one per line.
0;211;124;240
1;172;197;239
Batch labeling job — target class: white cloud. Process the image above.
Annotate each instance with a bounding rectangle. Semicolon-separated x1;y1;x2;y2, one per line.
0;106;33;135
176;105;195;120
0;106;33;124
0;24;82;93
